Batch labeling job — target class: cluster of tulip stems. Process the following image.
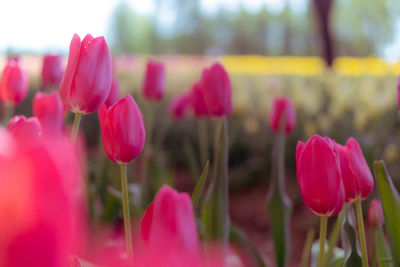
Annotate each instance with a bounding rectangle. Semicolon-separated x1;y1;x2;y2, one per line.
0;32;395;267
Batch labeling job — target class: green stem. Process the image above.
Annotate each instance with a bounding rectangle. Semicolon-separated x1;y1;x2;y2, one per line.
3;104;14;125
120;163;134;261
71;112;82;144
198;119;209;165
371;228;377;267
141;105;155;206
300;228;315;267
355;200;369;267
318;215;328;267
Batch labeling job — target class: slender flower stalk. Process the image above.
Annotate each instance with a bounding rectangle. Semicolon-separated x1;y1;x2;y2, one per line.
355;200;369;267
141;104;155;206
198;119;209;165
120;163;134;261
318;215;328;267
71;112;82;143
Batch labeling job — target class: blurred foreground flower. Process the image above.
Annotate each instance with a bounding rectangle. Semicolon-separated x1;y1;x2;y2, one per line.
6;115;42;140
33;91;64;134
168;91;192;119
41;54;63;90
0;58;28;106
142;60;166;101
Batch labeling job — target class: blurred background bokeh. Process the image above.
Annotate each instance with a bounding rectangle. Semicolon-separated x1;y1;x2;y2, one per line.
1;0;400;265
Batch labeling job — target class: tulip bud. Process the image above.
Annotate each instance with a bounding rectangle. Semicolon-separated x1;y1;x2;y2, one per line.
104;76;120;108
337;138;374;202
141;185;199;267
6;115;42;140
143;61;166;101
191;81;209;118
168;91;192;119
98;94;145;163
296;135;345;216
268;97;296;134
33;91;64;134
41;54;63;90
59;34;112;115
0;58;29;105
201;63;232;117
368;199;384;228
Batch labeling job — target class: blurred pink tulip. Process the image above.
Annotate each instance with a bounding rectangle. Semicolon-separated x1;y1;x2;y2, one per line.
168;91;192;119
33;91;64;134
41;54;63;90
105;76;121;107
0;58;29;105
337;138;374;202
99;94;145;163
268;97;296;134
368;199;384;228
143;60;166;101
6;115;42;140
191;81;209;118
60;34;112;115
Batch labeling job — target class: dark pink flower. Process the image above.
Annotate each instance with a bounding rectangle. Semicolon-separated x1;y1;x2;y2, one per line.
33;91;64;134
0;58;29;105
143;61;166;101
41;54;63;90
268;97;296;134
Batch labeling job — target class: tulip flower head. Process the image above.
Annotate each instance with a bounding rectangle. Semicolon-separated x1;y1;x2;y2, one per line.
141;185;199;267
191;81;209;118
337;138;374;202
201;63;232;117
99;94;145;164
0;58;29;106
104;76;121;108
6;115;42;140
33;91;64;134
41;54;63;90
168;91;192;119
296;135;345;216
60;34;112;115
368;199;384;228
143;60;166;101
268;97;296;134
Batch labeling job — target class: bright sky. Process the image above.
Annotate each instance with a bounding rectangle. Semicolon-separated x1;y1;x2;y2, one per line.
0;0;399;59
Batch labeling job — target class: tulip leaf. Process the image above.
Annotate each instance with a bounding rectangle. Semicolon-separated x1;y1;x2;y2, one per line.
325;204;348;265
373;160;400;265
229;225;267;267
341;207;362;267
192;161;210;210
375;225;393;267
300;228;315;267
184;137;201;181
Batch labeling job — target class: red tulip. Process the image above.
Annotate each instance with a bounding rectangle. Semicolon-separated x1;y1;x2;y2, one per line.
337;138;374;202
41;54;63;90
143;60;166;101
0;58;29;105
33;91;64;134
268;97;296;134
141;185;199;267
168;91;192;119
191;81;209;118
201;63;232;117
6;115;42;140
98;94;145;163
296;135;345;216
104;76;121;108
59;34;112;115
0;128;83;267
368;199;384;228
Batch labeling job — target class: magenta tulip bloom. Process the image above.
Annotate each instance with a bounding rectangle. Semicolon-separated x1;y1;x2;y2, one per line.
33;91;64;134
41;54;63;90
98;94;145;163
104;76;120;108
7;115;42;140
296;135;345;216
59;34;112;115
368;199;384;228
0;58;29;105
143;60;166;101
191;81;209;118
201;63;232;117
337;138;374;202
168;92;192;119
269;97;296;134
397;76;400;109
141;185;199;267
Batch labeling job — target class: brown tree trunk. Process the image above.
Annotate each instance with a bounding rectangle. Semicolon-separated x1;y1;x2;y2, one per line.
313;0;335;67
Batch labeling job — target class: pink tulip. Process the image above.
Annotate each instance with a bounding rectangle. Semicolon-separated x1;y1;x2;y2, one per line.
59;34;112;115
201;63;232;117
397;76;400;109
191;81;209;118
337;138;374;202
168;91;192;119
98;94;145;163
143;60;166;101
296;135;345;216
41;54;63;90
141;185;199;267
0;58;29;105
368;199;384;228
6;115;42;140
268;97;296;134
33;91;64;134
104;76;121;108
